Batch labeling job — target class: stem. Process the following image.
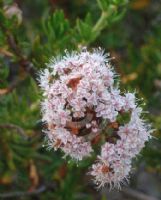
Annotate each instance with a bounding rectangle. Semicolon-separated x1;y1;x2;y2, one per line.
93;11;108;34
0;22;38;83
90;5;117;43
0;183;56;198
0;123;28;139
0;186;46;198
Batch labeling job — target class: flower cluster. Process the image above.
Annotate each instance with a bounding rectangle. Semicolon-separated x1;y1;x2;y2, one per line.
39;48;152;189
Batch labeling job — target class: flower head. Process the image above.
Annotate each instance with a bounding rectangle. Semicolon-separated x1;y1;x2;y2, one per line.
39;48;152;189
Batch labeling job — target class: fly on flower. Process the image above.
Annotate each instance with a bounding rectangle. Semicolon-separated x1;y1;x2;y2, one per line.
39;48;152;189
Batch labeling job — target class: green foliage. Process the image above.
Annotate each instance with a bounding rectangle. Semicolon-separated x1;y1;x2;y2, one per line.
76;13;94;43
42;10;71;52
0;0;161;199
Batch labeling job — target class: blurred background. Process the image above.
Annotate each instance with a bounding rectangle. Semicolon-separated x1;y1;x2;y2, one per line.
0;0;161;199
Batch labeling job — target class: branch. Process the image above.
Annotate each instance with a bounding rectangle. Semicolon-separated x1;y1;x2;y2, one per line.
0;182;56;199
0;123;28;139
92;11;109;36
0;47;14;57
90;4;117;43
0;22;38;84
122;188;159;200
88;0;128;44
0;78;21;96
6;32;38;83
0;185;46;198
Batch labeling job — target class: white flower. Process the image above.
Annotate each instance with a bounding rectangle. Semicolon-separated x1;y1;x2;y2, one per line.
123;92;136;111
39;48;152;189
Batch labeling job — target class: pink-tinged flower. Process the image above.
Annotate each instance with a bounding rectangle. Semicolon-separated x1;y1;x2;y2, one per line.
39;48;152;189
46;127;93;161
123;93;136;111
90;159;131;189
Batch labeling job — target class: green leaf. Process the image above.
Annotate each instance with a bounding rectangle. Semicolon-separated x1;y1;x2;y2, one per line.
42;10;70;41
97;0;109;11
76;14;94;43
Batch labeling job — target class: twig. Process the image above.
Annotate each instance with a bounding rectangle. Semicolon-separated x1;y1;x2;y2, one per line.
0;185;46;198
0;22;38;84
0;78;21;96
90;5;117;43
6;32;38;83
122;188;159;200
92;11;108;35
0;123;28;139
0;47;14;57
